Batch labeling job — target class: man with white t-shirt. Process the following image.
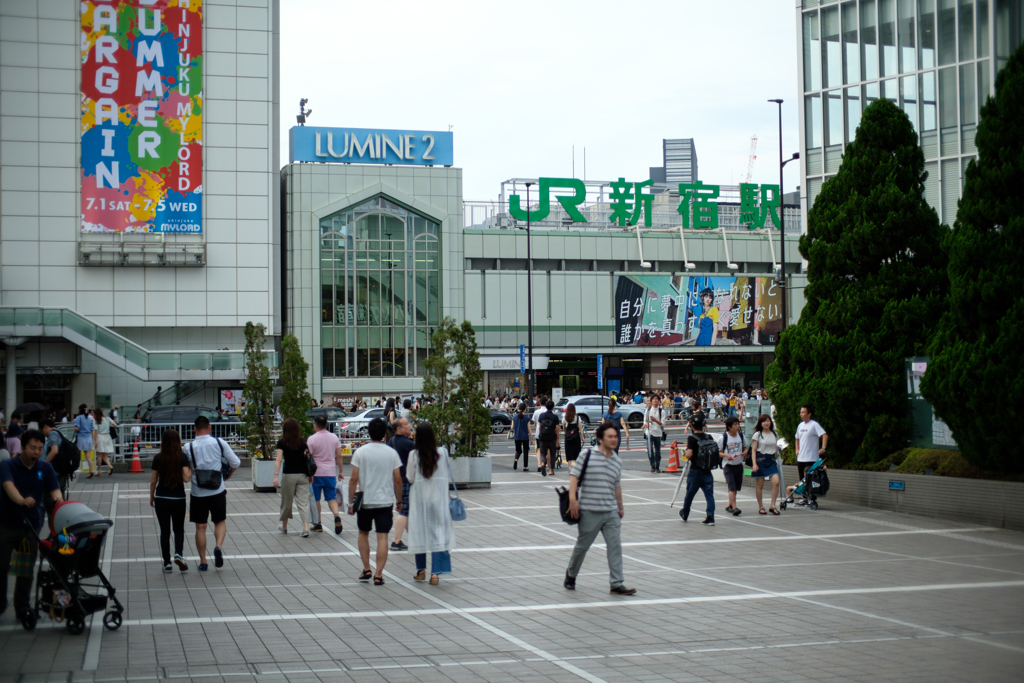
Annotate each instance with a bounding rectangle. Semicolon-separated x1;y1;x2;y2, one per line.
347;418;402;585
793;405;828;506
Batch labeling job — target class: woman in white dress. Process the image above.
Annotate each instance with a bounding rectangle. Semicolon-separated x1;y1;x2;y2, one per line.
406;423;455;585
93;407;116;476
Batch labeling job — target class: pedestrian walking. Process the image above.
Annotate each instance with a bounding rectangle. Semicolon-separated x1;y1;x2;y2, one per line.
562;403;584;468
0;430;62;624
40;419;71;500
680;413;717;525
93;408;115;477
719;417;747;516
4;417;23;456
793;406;828;506
644;397;665;473
406;424;456;585
751;413;782;515
149;429;191;572
601;399;629;455
307;415;345;534
563;423;636;595
72;405;96;479
347;418;402;585
537;400;560;476
273;418;311;537
186;416;241;571
512;403;531;471
389;417;415;551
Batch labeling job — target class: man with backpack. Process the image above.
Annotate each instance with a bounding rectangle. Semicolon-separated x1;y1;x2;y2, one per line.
719;417;748;516
680;413;719;526
537;400;561;477
42;419;77;500
187;416;240;571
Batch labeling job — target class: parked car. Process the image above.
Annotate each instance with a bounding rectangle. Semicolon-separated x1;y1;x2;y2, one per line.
336;408;386;438
488;409;512;434
553;395;646;429
138;405;240;443
306;407;348;421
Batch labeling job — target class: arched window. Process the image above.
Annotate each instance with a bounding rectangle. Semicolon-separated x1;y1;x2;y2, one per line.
318;197;440;378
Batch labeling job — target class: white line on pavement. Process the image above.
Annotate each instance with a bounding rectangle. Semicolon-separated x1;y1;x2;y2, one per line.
83;482;118;671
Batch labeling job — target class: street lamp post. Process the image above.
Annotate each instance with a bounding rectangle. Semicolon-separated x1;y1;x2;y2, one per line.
768;99;799;334
525;182;535;399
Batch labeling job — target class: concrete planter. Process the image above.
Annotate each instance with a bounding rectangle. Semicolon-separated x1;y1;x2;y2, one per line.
448;456;492;489
744;465;1024;531
251;459;276;492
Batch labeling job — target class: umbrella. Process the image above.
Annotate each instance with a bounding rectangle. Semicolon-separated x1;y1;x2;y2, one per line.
12;402;47;417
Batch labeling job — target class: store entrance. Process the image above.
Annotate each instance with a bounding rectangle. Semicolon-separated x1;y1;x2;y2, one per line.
21;374;73;417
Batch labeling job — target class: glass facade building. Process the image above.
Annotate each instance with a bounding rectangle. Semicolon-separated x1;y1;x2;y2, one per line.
798;0;1024;223
317;197;441;379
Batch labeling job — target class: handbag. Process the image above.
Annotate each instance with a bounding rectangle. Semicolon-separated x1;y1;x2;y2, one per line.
351;491;363;512
188;443;223;490
304;447;318;477
10;538;34;577
557;448;592;525
445;450;467;521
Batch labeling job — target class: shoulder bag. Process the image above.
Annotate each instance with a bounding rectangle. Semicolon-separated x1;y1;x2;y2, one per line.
189;443;223;490
304;445;318;478
557;448;593;525
445;450;467;521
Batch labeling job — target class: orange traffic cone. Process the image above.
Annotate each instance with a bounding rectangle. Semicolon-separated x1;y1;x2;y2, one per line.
665;440;680;472
130;439;143;473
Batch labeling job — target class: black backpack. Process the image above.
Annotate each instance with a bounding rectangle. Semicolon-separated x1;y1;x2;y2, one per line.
564;418;581;445
52;432;81;476
691;433;722;471
721;430;744;462
539;411;559;442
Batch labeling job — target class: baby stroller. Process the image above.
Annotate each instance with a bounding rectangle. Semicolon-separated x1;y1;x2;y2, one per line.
22;500;124;634
782;456;830;511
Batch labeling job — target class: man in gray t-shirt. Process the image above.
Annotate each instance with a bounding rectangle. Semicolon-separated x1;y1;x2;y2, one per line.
348;418;402;585
564;423;636;595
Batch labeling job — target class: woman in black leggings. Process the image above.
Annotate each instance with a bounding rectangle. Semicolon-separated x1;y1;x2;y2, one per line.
149;429;192;572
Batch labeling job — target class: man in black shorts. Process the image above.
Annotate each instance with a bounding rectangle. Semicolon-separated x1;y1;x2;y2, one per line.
187;417;240;571
719;417;748;516
347;418;403;585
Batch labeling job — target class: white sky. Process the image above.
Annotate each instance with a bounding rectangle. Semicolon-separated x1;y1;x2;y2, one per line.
279;0;802;202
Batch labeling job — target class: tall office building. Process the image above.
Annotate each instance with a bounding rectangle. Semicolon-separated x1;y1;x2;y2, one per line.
796;0;1024;224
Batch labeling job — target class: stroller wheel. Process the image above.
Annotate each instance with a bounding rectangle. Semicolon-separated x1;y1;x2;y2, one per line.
66;616;86;635
18;608;37;631
780;502;787;511
103;611;122;631
810;501;818;510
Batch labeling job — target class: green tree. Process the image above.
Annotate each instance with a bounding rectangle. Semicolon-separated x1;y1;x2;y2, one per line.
921;43;1024;473
278;334;313;436
415;318;490;458
765;99;948;467
242;322;274;460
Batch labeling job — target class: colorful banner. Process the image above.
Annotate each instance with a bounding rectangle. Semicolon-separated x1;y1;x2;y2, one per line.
80;1;203;233
615;274;783;347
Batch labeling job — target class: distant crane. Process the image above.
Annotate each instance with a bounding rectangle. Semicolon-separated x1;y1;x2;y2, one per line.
744;135;758;183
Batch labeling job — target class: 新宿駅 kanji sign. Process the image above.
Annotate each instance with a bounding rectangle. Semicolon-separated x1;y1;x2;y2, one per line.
509;178;782;230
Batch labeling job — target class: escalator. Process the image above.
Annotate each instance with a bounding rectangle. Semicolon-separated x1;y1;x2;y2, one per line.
136;381;210;414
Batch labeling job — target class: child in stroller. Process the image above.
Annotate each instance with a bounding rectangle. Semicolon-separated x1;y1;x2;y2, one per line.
782;456;830;511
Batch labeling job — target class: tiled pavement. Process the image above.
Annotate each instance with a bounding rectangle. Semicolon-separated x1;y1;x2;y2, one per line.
2;444;1024;683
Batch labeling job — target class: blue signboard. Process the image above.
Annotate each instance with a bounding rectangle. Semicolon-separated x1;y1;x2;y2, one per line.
889;481;905;491
597;354;603;390
519;345;525;373
289;126;454;166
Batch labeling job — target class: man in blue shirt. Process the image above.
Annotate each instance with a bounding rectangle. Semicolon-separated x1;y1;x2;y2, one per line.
1;429;62;622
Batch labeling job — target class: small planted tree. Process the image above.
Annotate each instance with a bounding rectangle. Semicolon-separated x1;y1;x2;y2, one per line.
922;43;1024;473
765;98;948;467
242;322;274;459
278;334;313;436
416;318;490;457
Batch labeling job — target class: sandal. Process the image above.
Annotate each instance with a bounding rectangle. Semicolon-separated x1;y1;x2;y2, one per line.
373;576;385;586
429;575;439;585
414;570;426;581
358;570;372;582
770;508;781;515
758;508;767;515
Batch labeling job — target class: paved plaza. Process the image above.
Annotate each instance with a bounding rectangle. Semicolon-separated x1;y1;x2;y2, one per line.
2;442;1024;683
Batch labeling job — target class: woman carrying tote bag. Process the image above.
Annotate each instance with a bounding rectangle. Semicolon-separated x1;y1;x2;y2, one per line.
406;423;456;585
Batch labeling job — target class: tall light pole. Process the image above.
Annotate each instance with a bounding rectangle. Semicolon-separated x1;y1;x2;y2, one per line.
525;182;535;398
768;99;799;335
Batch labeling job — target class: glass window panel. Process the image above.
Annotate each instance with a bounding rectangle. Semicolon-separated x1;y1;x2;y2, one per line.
938;0;957;65
921;71;938;130
977;0;989;56
898;0;917;71
413;215;428;236
846;86;862;141
920;0;937;68
356;273;369;324
826;90;844;145
959;0;974;60
346;274;355;324
355;214;379;240
807;94;823;149
322;276;334;323
864;80;880;109
381;215;404;242
994;0;1021;71
823;7;842;88
977;58;990;108
939;66;959;154
356;328;369;375
322;348;334;378
382;269;394;325
394;346;406;376
861;0;879;79
427;272;439;325
804;11;822;91
842;2;859;83
393;271;406;325
883;77;899;101
369;274;381;325
880;0;898;75
415;272;428;323
902;75;919;131
334;348;348;377
959;63;976;124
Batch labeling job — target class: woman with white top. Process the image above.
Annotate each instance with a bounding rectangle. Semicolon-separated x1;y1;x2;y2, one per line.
93;407;116;477
750;413;782;515
406;423;455;585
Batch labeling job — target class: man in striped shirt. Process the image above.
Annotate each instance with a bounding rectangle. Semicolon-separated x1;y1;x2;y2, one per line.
564;422;636;595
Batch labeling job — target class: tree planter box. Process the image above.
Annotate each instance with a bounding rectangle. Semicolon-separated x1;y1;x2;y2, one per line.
251;459;276;492
448;456;491;489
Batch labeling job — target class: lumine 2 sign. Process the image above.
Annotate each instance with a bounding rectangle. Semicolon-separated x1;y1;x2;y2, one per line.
509;178;784;230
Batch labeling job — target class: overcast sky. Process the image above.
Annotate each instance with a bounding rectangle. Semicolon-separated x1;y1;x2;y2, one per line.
279;0;801;203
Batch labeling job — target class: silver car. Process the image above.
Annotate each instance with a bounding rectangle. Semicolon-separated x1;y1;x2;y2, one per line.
553;395;646;429
336;408;386;438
